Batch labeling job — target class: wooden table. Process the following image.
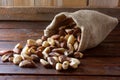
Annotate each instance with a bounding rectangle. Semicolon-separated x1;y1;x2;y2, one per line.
0;21;119;80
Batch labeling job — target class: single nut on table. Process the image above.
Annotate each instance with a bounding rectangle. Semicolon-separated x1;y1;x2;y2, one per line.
28;47;36;54
8;57;14;62
58;55;69;63
54;40;60;48
19;60;36;68
21;46;32;60
43;53;49;60
36;51;43;58
67;43;74;52
30;45;37;49
74;52;83;59
42;47;51;59
47;38;55;46
13;43;23;54
52;56;59;62
37;46;45;52
1;53;13;62
31;54;39;62
21;53;32;60
27;39;37;47
60;41;67;49
66;44;74;56
49;52;60;57
49;46;56;50
13;54;23;65
21;46;29;55
21;45;32;60
42;47;51;55
70;61;79;69
74;41;79;51
40;59;51;68
62;61;69;70
0;50;14;56
36;39;43;46
51;34;60;40
70;58;80;65
47;57;57;67
56;63;62;71
42;41;50;47
14;43;23;49
67;34;76;45
52;48;65;54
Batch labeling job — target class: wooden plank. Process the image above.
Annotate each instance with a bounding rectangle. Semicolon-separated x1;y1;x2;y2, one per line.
13;0;34;6
0;1;2;6
1;0;7;6
0;21;49;29
0;8;119;21
1;21;119;29
0;63;119;75
0;29;44;42
103;36;120;43
35;0;54;7
81;57;120;64
119;0;120;6
34;0;44;6
0;75;119;80
83;43;120;57
89;0;119;8
60;0;87;8
7;0;13;6
0;0;13;6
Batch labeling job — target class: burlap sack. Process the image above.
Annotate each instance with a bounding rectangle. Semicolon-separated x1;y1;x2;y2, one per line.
44;10;118;51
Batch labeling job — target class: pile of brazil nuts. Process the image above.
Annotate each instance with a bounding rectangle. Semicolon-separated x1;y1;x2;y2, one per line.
0;23;83;71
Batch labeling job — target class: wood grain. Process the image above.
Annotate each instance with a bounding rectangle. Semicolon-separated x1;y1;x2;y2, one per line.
35;0;55;7
34;0;44;6
0;8;119;21
89;0;119;8
119;0;120;6
13;0;34;6
0;75;119;80
0;63;120;75
61;0;87;8
0;1;2;6
0;21;49;29
7;0;13;6
1;0;7;6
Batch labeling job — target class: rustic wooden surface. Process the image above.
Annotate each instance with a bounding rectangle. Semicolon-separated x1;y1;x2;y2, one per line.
0;21;120;80
0;8;120;21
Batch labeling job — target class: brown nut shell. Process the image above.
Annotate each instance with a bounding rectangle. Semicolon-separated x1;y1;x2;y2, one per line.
19;60;36;68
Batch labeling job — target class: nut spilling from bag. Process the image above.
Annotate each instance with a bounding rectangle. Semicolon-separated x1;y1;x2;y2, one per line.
0;23;83;71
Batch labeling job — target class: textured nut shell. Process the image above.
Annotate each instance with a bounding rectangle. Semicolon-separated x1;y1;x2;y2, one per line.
44;10;118;51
